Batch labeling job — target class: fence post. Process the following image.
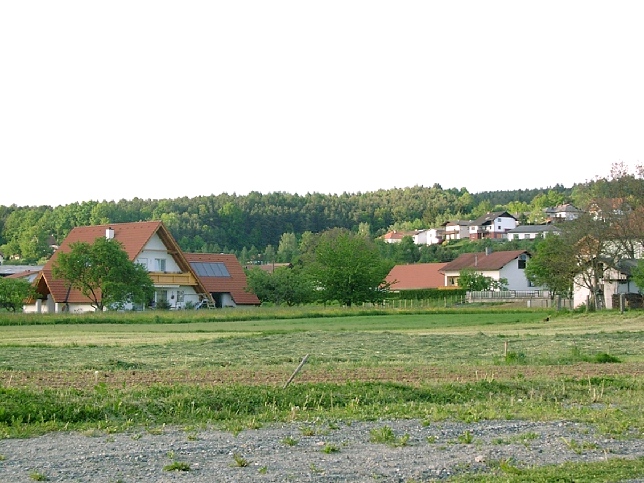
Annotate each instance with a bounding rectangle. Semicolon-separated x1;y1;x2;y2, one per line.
283;354;309;389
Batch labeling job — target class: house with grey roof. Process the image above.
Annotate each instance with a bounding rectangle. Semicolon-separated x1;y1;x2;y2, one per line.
442;220;472;241
0;265;43;278
468;211;517;240
544;204;583;222
506;224;561;240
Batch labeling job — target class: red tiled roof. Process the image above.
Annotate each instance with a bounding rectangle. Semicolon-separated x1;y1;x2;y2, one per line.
381;230;422;241
44;221;163;269
385;263;448;290
440;250;528;272
184;253;261;305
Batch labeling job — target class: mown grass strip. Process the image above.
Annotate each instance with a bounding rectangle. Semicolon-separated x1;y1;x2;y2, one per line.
1;377;642;438
0;305;553;327
1;329;641;370
449;456;644;482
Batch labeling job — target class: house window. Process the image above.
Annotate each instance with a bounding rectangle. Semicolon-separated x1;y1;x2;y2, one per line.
518;254;527;269
155;289;168;306
176;290;185;303
137;258;148;269
155;258;166;271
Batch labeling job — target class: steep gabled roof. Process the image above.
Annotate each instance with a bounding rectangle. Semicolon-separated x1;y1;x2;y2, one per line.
44;221;166;269
442;220;471;227
440;250;529;272
184;253;261;305
37;221;207;304
385;263;447;290
555;203;582;213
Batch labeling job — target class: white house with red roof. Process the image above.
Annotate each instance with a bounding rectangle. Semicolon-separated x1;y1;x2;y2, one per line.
380;230;418;244
24;221;211;313
23;221;260;313
381;228;445;246
440;249;541;291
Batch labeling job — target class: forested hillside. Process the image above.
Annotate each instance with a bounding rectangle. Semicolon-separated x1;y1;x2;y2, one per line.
0;183;577;265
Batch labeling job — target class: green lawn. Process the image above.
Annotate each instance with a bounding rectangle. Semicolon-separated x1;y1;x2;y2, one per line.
0;307;643;482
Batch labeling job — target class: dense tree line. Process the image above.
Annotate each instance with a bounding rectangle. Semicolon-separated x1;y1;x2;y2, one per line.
0;183;585;266
470;184;571;208
4;163;644;310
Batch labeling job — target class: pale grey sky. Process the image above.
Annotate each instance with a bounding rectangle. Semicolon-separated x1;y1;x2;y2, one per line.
1;1;642;207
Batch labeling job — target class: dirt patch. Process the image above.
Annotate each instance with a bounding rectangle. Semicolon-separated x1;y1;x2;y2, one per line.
3;362;642;389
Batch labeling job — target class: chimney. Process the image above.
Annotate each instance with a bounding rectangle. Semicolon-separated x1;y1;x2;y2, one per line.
474;255;478;267
485;247;492;256
106;227;115;240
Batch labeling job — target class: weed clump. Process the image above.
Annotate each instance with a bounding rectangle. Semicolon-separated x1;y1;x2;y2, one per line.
163;461;191;472
369;425;410;447
595;353;621;363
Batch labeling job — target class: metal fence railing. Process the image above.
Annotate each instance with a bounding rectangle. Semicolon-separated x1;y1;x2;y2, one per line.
469;290;550;299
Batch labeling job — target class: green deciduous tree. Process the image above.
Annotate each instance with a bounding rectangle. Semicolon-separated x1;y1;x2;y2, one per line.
308;229;393;307
246;265;314;306
630;260;644;294
525;235;576;298
458;268;508;291
52;237;155;311
277;232;299;263
395;236;420;264
0;277;36;312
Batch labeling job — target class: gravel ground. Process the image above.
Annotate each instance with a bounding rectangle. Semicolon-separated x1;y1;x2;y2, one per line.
2;419;644;482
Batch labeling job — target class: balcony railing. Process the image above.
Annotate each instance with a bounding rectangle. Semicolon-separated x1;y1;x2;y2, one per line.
148;271;197;286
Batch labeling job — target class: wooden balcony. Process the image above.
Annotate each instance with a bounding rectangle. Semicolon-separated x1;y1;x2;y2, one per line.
149;271;197;286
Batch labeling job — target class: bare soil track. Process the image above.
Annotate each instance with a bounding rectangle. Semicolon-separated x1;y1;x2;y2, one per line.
4;362;643;389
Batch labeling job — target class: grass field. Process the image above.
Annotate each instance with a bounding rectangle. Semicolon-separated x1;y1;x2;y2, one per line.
1;306;643;481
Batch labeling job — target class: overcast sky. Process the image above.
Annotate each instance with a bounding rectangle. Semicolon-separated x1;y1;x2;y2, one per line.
2;1;642;207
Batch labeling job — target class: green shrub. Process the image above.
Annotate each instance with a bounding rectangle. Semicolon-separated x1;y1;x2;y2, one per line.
595;352;621;363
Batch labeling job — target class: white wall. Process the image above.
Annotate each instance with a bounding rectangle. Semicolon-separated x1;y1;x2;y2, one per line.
221;293;235;307
470;216;517;237
499;263;539;291
136;233;182;272
414;231;429;245
413;229;443;246
496;216;517;232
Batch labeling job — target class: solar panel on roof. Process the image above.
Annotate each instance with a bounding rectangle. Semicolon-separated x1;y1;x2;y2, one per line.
190;262;231;277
